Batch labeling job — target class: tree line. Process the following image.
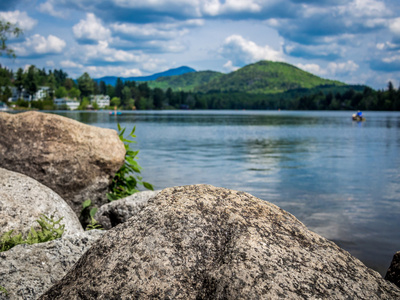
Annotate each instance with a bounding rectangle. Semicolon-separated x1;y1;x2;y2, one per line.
0;64;399;111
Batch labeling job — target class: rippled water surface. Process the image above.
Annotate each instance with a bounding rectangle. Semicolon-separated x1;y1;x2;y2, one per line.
56;110;400;275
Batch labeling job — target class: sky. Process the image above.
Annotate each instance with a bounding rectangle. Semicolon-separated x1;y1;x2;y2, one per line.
0;0;399;89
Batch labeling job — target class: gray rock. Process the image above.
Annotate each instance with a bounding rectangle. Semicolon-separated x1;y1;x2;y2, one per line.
95;190;160;229
0;168;82;237
0;230;104;300
385;251;400;288
0;111;125;214
40;185;400;299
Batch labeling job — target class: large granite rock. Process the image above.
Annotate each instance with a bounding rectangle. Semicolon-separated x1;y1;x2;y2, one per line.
0;230;104;300
95;190;160;229
0;111;125;214
385;251;400;288
40;185;400;299
0;168;82;236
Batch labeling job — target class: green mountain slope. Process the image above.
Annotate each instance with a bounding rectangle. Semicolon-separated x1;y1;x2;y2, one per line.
196;61;345;94
147;70;223;92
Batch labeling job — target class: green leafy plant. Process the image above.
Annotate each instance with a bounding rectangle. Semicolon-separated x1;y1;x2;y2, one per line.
0;215;64;252
0;285;8;296
80;199;103;231
107;124;154;201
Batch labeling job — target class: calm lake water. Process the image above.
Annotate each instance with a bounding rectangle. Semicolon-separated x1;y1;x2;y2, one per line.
55;110;400;276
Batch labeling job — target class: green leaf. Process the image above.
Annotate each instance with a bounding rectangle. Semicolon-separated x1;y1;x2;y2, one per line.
143;182;154;190
129;126;136;136
82;199;92;210
89;207;98;218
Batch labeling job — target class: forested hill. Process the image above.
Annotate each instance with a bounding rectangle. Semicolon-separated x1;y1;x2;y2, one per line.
147;70;223;92
148;61;345;94
94;66;196;86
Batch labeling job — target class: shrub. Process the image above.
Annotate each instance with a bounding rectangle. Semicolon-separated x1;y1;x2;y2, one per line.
107;124;153;201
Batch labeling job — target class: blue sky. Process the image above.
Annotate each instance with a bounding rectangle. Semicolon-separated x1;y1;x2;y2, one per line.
0;0;399;89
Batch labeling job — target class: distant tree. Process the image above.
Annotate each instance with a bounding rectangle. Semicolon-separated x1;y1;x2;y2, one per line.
0;21;22;58
68;87;81;99
93;80;100;95
121;86;131;107
64;78;74;90
55;86;68;98
99;80;107;95
106;84;115;98
77;72;94;98
110;97;120;107
24;65;38;99
53;69;68;87
2;85;11;103
14;68;24;95
138;82;150;99
115;78;124;99
47;73;57;99
153;88;164;109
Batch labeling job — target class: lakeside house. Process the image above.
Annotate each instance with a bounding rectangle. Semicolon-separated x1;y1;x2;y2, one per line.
54;98;80;110
90;94;110;108
8;86;52;102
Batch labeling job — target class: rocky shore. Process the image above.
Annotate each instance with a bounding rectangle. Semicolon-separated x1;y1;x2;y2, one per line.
0;111;399;299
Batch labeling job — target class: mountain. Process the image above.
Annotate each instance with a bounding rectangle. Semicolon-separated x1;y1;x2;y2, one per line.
94;66;196;86
147;70;224;92
145;61;345;94
195;61;345;94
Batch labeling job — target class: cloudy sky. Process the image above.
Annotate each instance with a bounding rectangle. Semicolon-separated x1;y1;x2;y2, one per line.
0;0;399;89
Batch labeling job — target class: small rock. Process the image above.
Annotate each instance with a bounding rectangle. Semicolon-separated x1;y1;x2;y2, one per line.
0;230;104;300
95;190;160;229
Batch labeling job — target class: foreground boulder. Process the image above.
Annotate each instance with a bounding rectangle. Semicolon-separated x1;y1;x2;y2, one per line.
95;190;160;229
385;251;400;288
0;168;82;236
0;230;104;300
0;111;125;214
40;185;400;299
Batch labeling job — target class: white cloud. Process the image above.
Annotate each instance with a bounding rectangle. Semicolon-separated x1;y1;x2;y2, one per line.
389;18;400;37
60;60;84;68
111;19;203;42
14;34;66;56
297;63;327;76
220;35;284;67
327;60;359;75
223;60;240;72
121;68;142;77
83;41;145;63
0;10;37;31
344;0;388;19
111;23;187;40
382;55;400;63
73;13;111;43
201;0;261;16
38;1;66;18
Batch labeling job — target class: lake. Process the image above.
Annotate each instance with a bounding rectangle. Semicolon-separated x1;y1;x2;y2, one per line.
55;110;400;276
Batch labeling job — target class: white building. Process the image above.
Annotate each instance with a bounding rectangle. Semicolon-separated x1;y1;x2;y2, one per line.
33;86;51;101
54;98;80;110
8;86;51;102
90;94;110;108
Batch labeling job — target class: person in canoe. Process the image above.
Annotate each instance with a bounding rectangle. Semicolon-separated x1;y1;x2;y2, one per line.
352;110;364;121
